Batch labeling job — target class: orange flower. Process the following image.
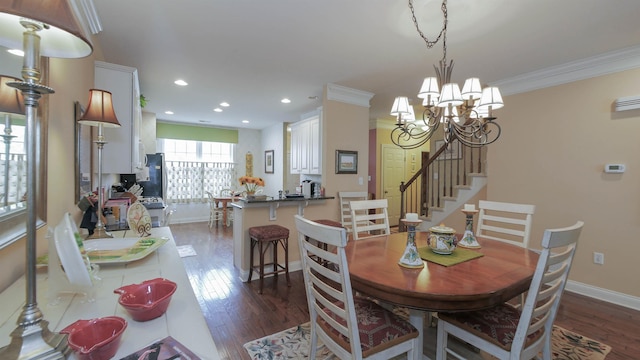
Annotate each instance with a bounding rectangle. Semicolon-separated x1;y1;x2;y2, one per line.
238;176;265;192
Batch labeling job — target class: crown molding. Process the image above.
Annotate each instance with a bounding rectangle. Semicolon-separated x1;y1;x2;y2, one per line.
494;45;640;96
71;0;102;35
326;83;375;108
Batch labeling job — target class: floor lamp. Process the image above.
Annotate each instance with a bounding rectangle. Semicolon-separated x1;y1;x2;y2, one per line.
0;75;24;207
0;1;92;358
78;89;121;239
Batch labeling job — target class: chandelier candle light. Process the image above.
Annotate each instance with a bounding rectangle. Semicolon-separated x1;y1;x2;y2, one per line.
390;0;504;150
398;212;424;268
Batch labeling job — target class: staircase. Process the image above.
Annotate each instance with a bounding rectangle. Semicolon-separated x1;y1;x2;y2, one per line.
399;139;487;231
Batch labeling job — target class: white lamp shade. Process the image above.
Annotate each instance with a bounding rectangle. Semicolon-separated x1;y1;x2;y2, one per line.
79;89;121;128
401;105;416;122
461;78;482;100
478;87;504;110
471;100;490;118
0;0;92;58
418;77;440;99
437;83;463;107
390;96;411;116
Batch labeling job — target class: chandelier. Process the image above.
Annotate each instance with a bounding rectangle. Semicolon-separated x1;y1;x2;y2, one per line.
390;0;503;149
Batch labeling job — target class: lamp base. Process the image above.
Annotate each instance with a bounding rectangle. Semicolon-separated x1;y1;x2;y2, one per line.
0;319;68;359
85;225;113;240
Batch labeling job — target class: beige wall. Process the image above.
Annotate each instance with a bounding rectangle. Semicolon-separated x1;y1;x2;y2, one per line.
321;89;370;221
487;68;640;297
0;40;103;292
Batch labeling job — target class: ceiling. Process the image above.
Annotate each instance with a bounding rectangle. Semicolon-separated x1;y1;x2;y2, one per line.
90;0;640;130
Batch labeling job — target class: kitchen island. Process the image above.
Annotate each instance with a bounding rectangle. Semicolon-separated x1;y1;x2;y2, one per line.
231;196;336;282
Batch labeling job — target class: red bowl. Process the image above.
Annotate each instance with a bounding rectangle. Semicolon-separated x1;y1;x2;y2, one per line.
114;278;177;321
60;316;127;360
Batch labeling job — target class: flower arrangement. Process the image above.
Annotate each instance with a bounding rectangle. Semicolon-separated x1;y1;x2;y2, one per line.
239;176;265;194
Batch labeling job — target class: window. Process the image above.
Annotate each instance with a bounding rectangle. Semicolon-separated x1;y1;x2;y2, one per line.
159;138;234;163
157;139;237;203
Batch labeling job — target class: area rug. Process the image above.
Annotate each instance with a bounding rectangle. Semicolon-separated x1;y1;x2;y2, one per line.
243;322;611;360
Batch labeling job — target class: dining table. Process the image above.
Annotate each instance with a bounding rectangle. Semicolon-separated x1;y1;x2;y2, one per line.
344;231;539;360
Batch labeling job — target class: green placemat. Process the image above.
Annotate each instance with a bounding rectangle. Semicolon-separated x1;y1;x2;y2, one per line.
417;246;483;267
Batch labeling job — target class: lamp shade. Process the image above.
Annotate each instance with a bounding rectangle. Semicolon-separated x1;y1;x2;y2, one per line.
0;74;24;114
418;77;440;99
0;0;92;58
390;96;411;116
461;78;482;100
478;87;504;110
437;83;463;107
401;105;416;122
79;89;121;128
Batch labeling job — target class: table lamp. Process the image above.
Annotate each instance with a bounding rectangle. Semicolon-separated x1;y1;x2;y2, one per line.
78;88;121;239
0;74;24;207
0;1;92;358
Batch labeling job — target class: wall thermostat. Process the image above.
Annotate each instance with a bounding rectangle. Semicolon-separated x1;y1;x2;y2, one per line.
604;164;625;173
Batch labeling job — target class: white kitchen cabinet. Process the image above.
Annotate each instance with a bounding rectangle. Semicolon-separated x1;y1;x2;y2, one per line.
290;110;321;175
94;61;143;175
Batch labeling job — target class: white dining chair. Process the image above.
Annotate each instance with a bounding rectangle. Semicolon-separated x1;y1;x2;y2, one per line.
294;215;419;360
338;191;369;234
476;200;536;248
218;188;237;227
436;221;584;360
205;191;224;228
349;199;391;240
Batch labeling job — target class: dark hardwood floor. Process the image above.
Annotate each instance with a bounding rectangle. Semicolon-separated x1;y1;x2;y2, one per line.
169;222;640;360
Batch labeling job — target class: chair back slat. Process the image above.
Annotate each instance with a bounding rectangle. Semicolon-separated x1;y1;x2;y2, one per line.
338;191;369;233
349;199;391;240
476;200;535;248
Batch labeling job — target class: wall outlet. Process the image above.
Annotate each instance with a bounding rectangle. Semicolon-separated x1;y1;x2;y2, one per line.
593;252;604;265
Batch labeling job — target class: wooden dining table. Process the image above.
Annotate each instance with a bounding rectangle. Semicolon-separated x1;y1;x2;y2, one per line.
344;231;539;360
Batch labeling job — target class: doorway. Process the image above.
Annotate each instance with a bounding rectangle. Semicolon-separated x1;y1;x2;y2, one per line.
381;145;405;226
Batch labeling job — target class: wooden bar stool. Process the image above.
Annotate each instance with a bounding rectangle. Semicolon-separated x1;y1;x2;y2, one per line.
248;225;291;294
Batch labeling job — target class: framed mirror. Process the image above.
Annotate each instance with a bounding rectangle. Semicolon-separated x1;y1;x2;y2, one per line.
0;45;48;249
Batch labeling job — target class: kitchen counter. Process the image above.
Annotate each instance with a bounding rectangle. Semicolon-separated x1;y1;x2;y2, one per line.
231;196;338;282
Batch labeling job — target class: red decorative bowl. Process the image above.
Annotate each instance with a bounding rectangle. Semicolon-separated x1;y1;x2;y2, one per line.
114;278;177;321
60;316;127;360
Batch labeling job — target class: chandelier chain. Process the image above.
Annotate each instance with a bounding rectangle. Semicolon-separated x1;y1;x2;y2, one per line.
409;0;448;62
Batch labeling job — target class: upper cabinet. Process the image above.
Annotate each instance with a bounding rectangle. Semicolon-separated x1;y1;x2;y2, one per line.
94;61;143;174
290;109;322;175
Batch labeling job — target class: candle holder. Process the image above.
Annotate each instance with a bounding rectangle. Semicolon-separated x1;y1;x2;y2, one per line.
459;209;481;248
398;219;424;268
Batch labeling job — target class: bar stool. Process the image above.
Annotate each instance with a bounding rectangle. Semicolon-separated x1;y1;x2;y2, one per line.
248;224;291;294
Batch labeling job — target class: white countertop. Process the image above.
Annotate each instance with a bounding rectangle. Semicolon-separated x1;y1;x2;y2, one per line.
0;227;220;360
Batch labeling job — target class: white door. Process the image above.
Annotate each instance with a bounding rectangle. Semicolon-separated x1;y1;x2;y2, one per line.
381;145;405;227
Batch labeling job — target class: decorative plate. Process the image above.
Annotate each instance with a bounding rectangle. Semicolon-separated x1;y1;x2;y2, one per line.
54;215;93;287
127;201;152;237
83;237;168;264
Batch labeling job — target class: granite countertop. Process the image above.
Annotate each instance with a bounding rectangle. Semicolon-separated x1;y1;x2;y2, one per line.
241;196;334;203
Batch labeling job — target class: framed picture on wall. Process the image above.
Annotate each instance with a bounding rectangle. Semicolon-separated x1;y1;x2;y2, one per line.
265;150;274;173
336;150;358;174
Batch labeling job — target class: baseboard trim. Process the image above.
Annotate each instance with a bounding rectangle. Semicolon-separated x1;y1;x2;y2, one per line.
565;280;640;311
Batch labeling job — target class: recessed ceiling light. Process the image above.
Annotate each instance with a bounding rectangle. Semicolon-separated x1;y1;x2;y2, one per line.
220;102;230;107
165;111;174;115
242;120;249;124
8;49;23;56
281;98;291;104
213;108;223;112
174;79;188;86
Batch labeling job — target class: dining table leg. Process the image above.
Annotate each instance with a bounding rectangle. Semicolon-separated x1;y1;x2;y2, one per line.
408;308;430;360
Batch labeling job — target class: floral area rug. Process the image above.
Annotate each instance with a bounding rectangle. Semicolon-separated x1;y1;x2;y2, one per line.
244;322;611;360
